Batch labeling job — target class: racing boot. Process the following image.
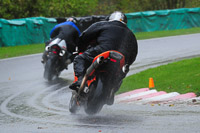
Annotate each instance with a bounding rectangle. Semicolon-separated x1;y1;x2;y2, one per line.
69;76;83;92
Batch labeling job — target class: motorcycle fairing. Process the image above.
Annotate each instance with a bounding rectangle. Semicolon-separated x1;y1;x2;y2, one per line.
88;50;125;77
86;50;125;88
47;38;67;51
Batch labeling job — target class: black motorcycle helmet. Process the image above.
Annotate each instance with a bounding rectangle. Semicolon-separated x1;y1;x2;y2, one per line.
109;11;127;24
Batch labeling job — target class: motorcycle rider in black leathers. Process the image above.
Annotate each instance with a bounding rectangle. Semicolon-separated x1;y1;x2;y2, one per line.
69;11;138;104
41;17;81;66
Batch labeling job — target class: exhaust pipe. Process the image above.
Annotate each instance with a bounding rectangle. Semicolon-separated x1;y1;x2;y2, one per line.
97;56;104;65
79;56;104;95
86;56;104;76
122;64;129;73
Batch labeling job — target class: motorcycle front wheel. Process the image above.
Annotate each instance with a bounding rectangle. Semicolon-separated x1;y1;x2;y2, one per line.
69;91;80;114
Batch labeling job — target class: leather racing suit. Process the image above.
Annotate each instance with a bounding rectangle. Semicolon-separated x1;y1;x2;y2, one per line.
72;20;138;88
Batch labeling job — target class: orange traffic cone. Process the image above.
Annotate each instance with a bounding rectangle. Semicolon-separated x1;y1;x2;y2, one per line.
149;77;155;88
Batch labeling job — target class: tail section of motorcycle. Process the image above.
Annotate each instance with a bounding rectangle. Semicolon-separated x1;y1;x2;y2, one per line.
43;40;71;81
69;51;129;115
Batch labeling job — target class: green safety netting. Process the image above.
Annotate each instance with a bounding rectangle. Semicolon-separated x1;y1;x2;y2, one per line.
126;7;200;33
0;22;2;47
0;7;200;47
22;18;44;44
0;17;57;47
25;17;57;42
0;19;28;47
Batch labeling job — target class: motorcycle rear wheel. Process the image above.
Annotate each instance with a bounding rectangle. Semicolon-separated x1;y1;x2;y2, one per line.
44;57;58;81
84;78;104;115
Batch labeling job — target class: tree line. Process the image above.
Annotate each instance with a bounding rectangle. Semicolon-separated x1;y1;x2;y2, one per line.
0;0;200;19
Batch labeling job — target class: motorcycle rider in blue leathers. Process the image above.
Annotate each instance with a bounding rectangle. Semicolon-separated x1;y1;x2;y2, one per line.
41;17;81;67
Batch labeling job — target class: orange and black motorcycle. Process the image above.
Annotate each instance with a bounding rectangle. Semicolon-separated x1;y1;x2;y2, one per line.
69;50;129;115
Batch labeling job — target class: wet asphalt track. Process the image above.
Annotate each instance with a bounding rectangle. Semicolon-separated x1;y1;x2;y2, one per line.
0;33;200;133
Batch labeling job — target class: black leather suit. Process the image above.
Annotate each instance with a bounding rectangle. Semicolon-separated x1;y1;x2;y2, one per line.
73;20;138;78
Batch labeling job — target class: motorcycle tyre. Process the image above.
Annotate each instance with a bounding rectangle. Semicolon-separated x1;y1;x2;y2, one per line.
84;77;104;115
44;57;57;81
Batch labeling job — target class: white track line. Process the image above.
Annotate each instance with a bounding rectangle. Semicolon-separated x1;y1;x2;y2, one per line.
42;86;69;112
1;90;129;127
27;84;69;115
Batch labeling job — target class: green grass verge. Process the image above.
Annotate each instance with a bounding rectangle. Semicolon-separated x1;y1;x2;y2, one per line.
135;27;200;40
0;43;44;59
119;57;200;95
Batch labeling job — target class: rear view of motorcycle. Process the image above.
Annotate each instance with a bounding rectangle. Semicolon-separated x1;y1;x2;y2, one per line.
43;38;72;81
69;50;129;115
